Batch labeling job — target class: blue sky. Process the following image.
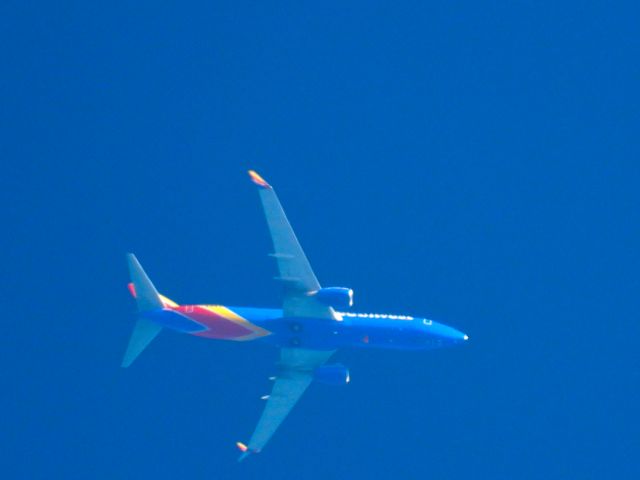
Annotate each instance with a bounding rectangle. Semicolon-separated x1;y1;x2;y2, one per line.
1;1;638;479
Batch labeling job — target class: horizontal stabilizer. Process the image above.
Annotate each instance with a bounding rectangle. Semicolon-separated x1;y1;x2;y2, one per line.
121;318;162;368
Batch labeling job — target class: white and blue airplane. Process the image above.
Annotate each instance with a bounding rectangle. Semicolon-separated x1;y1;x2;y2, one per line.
123;170;469;460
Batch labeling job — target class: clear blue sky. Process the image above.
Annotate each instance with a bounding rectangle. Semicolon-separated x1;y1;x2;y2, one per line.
2;1;638;479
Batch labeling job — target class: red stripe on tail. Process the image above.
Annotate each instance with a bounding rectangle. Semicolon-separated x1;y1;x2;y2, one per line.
127;282;137;298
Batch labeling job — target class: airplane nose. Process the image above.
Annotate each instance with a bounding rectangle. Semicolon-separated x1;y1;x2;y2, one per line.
444;326;467;343
452;330;468;343
427;321;468;345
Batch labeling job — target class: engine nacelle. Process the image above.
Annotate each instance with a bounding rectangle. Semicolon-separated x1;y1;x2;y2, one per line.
310;287;354;309
313;364;350;386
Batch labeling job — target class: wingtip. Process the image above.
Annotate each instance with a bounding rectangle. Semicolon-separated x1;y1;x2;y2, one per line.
248;170;271;189
236;441;248;452
236;442;251;462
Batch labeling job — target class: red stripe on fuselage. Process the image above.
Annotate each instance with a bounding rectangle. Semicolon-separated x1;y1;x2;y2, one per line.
174;306;254;339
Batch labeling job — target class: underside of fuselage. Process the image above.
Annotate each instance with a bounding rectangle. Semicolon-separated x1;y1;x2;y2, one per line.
140;305;468;351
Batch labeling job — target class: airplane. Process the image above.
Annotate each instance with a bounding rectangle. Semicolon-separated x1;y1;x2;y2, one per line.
122;170;469;461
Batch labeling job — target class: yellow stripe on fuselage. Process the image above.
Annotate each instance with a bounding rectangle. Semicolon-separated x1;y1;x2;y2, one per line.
159;294;179;308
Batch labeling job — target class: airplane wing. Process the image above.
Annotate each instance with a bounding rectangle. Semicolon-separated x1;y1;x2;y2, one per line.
248;170;337;320
238;171;339;459
237;348;334;461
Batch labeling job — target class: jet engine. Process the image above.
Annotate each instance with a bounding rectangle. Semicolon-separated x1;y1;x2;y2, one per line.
310;287;354;309
313;364;350;386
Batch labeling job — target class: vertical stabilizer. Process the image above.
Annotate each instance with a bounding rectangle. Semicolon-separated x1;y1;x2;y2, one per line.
122;254;164;367
127;253;164;311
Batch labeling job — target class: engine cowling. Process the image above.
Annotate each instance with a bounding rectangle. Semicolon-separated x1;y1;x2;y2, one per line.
313;364;350;386
311;287;354;309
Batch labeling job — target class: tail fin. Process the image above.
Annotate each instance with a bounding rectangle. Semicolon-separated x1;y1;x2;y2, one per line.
122;254;164;368
127;253;164;311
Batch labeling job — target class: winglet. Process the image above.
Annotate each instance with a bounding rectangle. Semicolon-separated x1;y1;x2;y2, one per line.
236;442;252;462
248;170;271;189
236;442;248;452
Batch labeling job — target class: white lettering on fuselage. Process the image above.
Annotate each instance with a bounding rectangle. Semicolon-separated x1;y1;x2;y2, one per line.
338;312;414;320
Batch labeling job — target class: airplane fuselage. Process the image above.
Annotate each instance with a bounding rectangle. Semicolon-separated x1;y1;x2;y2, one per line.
123;170;470;459
141;304;468;351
